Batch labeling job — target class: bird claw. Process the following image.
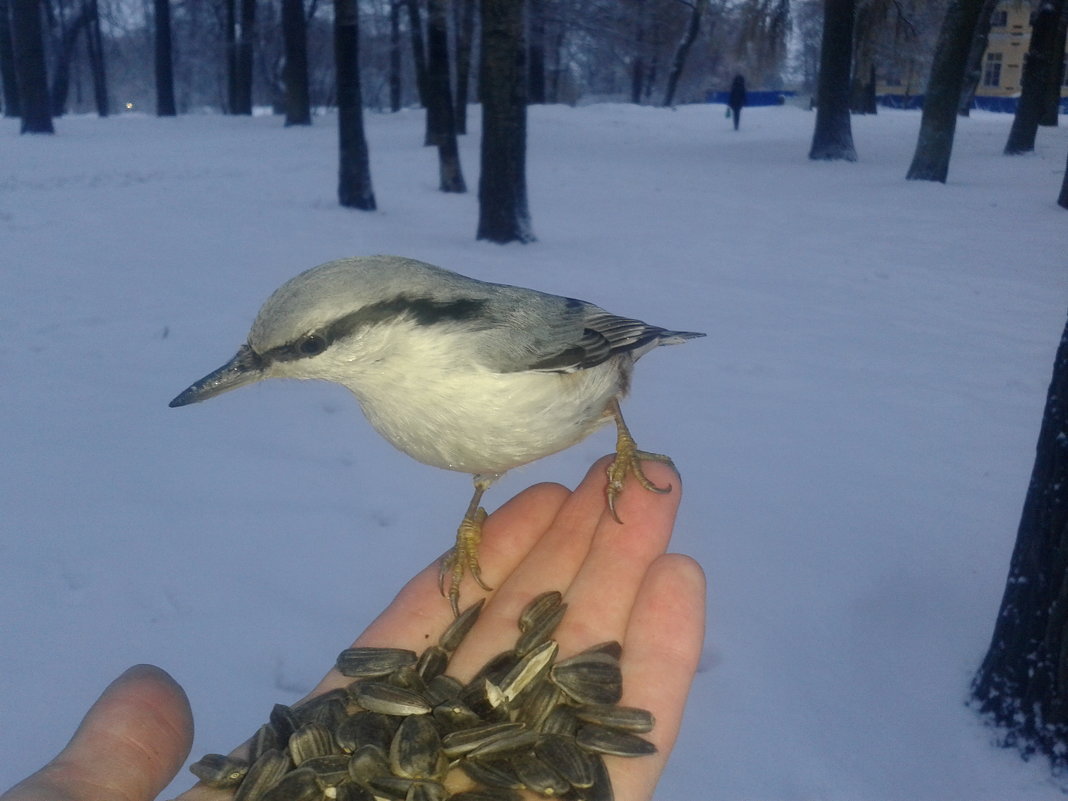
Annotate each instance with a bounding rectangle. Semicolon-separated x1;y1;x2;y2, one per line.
605;406;676;523
439;507;492;616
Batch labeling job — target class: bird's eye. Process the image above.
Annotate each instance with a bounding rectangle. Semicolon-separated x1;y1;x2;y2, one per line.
298;334;327;356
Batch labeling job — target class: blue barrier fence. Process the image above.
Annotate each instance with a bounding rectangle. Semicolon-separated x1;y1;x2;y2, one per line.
706;90;796;106
877;93;1068;114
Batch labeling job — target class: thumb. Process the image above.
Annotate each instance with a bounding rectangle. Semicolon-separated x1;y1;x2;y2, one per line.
2;664;194;801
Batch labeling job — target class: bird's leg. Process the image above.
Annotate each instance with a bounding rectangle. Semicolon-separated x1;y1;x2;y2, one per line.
439;477;495;616
605;397;675;523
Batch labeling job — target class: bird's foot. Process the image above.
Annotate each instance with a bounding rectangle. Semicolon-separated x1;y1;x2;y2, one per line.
439;507;492;616
606;428;675;523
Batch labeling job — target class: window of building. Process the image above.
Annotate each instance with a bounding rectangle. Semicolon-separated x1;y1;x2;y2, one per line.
983;52;1003;87
991;9;1008;26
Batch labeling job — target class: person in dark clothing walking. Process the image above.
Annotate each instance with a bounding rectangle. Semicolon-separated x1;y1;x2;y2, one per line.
728;74;746;130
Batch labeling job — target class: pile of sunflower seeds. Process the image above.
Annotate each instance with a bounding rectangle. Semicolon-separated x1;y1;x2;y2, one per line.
189;591;656;801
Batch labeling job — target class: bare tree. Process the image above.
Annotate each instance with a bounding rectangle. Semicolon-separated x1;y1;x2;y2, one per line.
335;0;375;209
809;0;856;161
426;0;464;191
1059;148;1068;208
478;0;533;243
84;0;107;115
662;0;706;107
905;0;985;182
973;309;1068;769
155;0;176;115
232;0;257;113
1004;0;1066;154
453;0;474;131
958;0;998;116
0;0;19;115
389;0;401;111
281;0;310;124
11;0;53;132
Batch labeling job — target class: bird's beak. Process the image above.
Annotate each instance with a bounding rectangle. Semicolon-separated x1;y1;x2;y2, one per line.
169;344;265;408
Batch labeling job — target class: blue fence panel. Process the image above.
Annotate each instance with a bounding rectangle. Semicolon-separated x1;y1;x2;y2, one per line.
706;90;795;106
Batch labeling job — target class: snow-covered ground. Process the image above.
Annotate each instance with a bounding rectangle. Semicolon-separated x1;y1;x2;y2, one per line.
3;102;1067;799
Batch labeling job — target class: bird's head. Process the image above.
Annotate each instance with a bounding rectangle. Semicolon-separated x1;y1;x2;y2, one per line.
169;255;487;408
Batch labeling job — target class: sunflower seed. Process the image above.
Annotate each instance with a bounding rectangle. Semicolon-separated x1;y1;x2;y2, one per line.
345;743;391;784
249;723;282;763
432;698;483;732
189;753;249;788
575;724;657;757
499;639;557;703
573;704;655;733
511;751;570;796
550;652;622;705
336;647;418;678
415;646;450;682
233;749;290;801
460;677;509;722
333;782;375;801
518;591;563;633
270;704;301;744
441;722;525;758
514;681;565;731
354;682;431;716
335;711;399;752
260;767;321;801
424;674;464;706
515;604;566;657
301;755;350;786
439;598;485;652
534;733;596;789
540;705;579;736
448;789;523;801
389;714;445;779
289;722;337;765
295;689;350;729
459;758;525;790
466;729;539;760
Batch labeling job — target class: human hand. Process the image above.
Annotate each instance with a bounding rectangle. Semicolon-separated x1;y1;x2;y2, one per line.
3;457;705;801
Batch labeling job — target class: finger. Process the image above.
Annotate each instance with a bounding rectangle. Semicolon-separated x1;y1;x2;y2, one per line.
611;554;707;801
447;456;617;677
555;459;682;654
2;665;193;801
303;480;571;698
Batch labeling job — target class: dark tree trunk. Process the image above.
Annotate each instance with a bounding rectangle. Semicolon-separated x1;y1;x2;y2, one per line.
426;0;465;191
849;4;877;114
527;0;545;104
1005;0;1064;153
906;0;985;181
11;0;52;132
85;0;107;116
1039;7;1067;126
232;0;256;114
334;0;375;209
630;0;646;104
281;0;310;125
662;0;705;107
1059;147;1068;208
477;0;533;243
453;0;474;132
225;0;236;111
973;310;1068;766
0;0;19;116
49;2;90;116
405;0;428;107
809;0;857;161
958;0;998;116
154;0;175;115
389;0;401;112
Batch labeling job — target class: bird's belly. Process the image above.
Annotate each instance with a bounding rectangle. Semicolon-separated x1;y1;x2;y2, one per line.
350;363;624;475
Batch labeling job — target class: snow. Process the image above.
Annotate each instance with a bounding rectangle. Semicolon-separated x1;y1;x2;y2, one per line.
2;102;1067;799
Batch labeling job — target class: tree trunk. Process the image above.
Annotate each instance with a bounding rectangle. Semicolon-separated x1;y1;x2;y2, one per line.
334;0;375;209
1039;6;1067;126
281;0;310;125
958;0;998;116
49;2;91;116
1005;0;1065;153
905;0;984;181
0;0;19;116
85;0;107;116
389;0;401;112
154;0;176;115
225;0;236;112
809;0;857;161
232;0;256;114
527;0;545;104
426;0;465;191
453;0;474;132
849;4;877;114
405;0;428;107
662;0;705;107
11;0;52;132
972;310;1068;766
1059;147;1068;208
477;0;533;243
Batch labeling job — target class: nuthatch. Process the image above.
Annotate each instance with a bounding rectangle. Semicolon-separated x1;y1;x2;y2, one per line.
170;255;703;613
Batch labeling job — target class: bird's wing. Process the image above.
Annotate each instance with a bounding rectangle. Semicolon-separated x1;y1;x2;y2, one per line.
474;293;689;374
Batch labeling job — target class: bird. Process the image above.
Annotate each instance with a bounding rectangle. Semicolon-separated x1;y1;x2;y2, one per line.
170;255;704;614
